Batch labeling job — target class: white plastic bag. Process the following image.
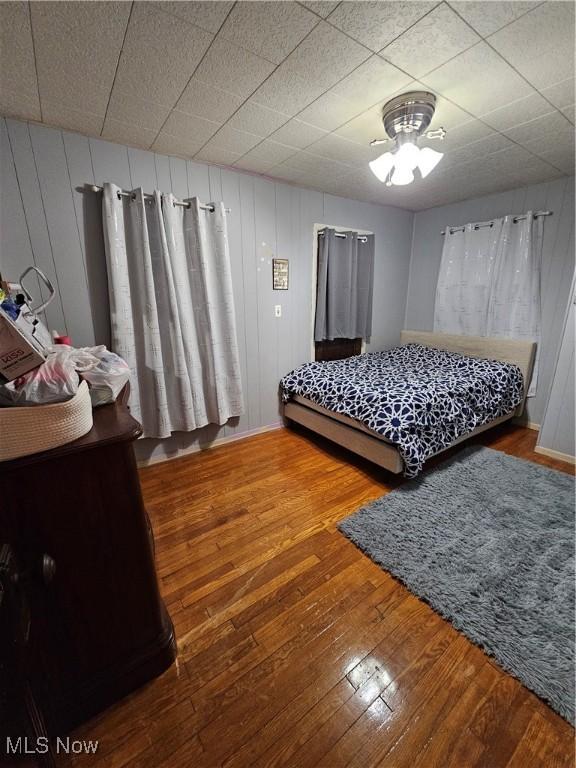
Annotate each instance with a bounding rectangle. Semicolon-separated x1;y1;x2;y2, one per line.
0;345;99;406
80;346;130;407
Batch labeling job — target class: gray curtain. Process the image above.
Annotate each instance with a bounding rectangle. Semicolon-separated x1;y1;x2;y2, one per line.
314;228;375;342
102;183;244;439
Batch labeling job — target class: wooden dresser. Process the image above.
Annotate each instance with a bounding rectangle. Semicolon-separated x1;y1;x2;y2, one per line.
0;388;176;737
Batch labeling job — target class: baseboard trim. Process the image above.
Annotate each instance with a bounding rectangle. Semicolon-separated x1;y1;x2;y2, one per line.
534;445;576;464
513;419;540;431
136;422;284;468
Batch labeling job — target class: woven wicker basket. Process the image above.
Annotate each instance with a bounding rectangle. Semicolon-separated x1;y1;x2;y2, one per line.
0;380;93;462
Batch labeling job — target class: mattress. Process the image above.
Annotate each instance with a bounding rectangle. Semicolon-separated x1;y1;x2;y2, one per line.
280;344;524;477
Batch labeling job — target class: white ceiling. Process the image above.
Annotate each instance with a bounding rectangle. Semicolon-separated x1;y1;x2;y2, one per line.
1;0;574;211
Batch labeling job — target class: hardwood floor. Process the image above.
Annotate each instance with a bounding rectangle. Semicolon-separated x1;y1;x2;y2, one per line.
63;424;574;768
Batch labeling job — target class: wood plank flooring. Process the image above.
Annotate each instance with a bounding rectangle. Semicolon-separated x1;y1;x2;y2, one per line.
63;424;575;768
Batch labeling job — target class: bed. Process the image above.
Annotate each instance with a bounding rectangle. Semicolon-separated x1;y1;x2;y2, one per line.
280;331;536;477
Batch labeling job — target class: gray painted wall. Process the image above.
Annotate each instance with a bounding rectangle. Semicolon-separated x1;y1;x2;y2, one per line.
0;117;414;461
537;272;575;458
404;176;576;426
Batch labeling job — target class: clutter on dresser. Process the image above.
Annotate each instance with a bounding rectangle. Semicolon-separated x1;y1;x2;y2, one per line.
0;345;130;460
0;381;94;462
0;345;130;408
0;267;131;461
0;266;54;380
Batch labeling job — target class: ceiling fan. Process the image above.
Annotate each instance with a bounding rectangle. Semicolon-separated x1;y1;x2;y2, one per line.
369;91;446;186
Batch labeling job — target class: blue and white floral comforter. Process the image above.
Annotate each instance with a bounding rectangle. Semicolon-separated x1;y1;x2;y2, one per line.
280;344;524;477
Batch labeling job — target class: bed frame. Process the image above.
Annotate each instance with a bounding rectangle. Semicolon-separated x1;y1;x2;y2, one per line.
282;331;536;474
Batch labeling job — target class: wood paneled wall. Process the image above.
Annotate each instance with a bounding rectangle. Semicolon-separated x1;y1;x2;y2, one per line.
0;117;414;461
404;176;576;426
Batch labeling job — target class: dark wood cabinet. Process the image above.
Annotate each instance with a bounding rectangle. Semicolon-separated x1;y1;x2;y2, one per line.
0;390;176;737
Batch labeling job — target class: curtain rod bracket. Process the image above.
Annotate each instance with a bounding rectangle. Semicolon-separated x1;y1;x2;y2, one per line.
83;184;230;213
318;228;369;243
441;210;552;236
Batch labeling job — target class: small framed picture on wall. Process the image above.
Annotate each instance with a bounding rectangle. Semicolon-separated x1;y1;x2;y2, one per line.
273;258;289;290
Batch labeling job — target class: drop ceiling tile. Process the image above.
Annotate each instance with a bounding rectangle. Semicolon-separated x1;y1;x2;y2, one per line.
420;118;494;153
327;1;437;52
250;22;370;115
152;130;206;158
332;56;413;112
309;175;351;195
429;94;473;131
481;91;556;132
101;118;157;149
176;79;245;123
306;133;381;164
449;1;540;38
504;110;574;150
333;180;368;200
42;100;103;136
162;110;222;145
477;145;564;180
510;164;565;184
233;155;275;174
113;3;213;106
151;1;234;34
266;164;308;182
194;38;276;99
194;146;242;165
514;159;564;186
443;133;516;169
381;4;480;79
279;21;371;91
243;139;298;164
297;168;352;186
226;100;290;137
541;78;575;110
282;149;353;178
299;1;340;19
334;105;384;144
422;42;533;115
31;0;130;115
218;1;318;64
297;91;365;131
203;124;263;154
488;2;575;90
269;119;328;148
0;2;40;120
251;69;325;114
107;89;171;133
0;91;40;122
4;1;570;209
561;105;575;125
535;146;575;174
352;166;390;188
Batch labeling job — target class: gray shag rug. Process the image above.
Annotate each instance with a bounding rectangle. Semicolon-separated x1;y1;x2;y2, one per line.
338;446;575;724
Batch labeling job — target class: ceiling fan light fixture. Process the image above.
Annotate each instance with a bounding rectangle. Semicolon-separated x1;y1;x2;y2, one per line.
369;91;446;186
391;166;414;186
418;146;444;178
368;151;395;182
394;141;420;171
